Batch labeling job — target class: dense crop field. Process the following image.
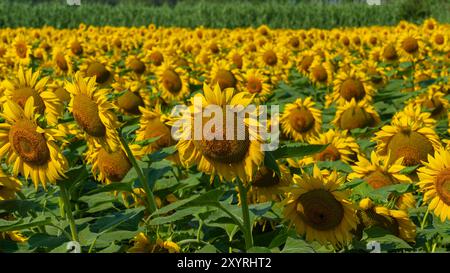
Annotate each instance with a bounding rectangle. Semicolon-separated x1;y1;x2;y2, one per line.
0;0;449;29
0;17;449;253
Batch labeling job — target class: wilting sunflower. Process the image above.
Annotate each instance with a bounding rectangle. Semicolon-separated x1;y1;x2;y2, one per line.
2;67;63;125
297;129;360;167
329;68;374;107
373;111;441;166
417;148;450;222
156;61;190;103
128;232;180;253
0;170;22;201
0;98;68;189
357;198;416;243
65;72;121;150
176;83;264;183
332;99;380;130
280;97;322;142
246;164;291;204
242;69;272;104
85;144;132;184
283;165;357;248
348;151;416;210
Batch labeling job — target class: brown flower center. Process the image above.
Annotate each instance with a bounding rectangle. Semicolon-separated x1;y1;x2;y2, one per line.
232;53;243;69
311;65;328;82
299;55;314;72
434;34;444;45
162;69;182;94
382;44;398;61
340;78;366;102
402;37;419;54
365;170;394;189
289;108;315;133
56;54;69;72
253;167;280;188
246;77;263;94
297;189;344;231
289;37;300;48
263;50;278;66
213;69;237;90
129;59;146;74
314;145;340;161
86;62;111;84
339;106;374;130
12;87;46;114
143;119;174;149
97;148;131;182
9;119;50;166
387;130;434;166
15;43;27;58
72;94;106;137
71;41;83;55
117;91;144;115
435;169;450;205
150;51;164;66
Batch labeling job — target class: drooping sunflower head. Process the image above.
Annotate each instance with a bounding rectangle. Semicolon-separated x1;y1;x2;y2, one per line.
0;170;22;201
246;164;291;204
280;97;322;142
348;151;416;210
408;86;449;119
417;148;450;222
283;165;358;248
79;57;114;85
176;83;264;183
357;198;416;243
373;112;441;167
333;99;380;130
65;72;120;150
210;60;241;91
127;233;180;253
52;46;73;76
125;55;146;75
86;144;132;184
308;58;333;86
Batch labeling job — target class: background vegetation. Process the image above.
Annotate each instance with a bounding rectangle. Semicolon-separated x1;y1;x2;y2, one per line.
0;0;448;29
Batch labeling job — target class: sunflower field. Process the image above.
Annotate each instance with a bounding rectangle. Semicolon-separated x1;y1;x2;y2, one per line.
0;17;449;254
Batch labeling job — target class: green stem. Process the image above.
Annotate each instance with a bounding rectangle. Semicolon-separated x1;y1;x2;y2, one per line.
215;203;245;231
237;179;253;251
120;135;157;214
420;208;430;230
59;183;79;242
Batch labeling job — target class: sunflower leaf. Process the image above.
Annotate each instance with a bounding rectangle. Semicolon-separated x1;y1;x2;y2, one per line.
270;143;328;159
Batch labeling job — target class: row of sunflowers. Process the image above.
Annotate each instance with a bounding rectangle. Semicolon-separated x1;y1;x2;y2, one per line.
0;18;449;253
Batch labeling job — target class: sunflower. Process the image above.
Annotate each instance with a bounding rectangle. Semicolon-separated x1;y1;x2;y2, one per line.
78;57;114;85
209;59;241;91
417;148;450;222
280;97;322;142
52;46;73;76
430;29;448;52
308;59;333;87
125;55;147;75
155;61;190;104
348;151;416;210
357;198;416;243
10;35;31;66
2;67;63;125
176;83;264;183
65;72;121;150
0;170;22;201
134;105;179;163
407;86;449;119
145;46;165;67
48;79;71;105
297;129;360;167
0;98;68;189
381;42;399;63
258;43;281;69
242;69;272;104
373;110;442;166
328;68;374;107
85;144;132;184
332;99;380;130
246;164;292;204
127;232;180;253
397;31;424;62
283;165;358;248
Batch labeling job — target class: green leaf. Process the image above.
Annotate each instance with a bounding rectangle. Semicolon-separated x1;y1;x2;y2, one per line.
248;246;272;253
135;136;160;146
90;208;144;233
281;237;315;253
146;165;172;190
264;151;280;176
399;165;419;174
144;145;177;162
149;208;196;225
339;178;365;190
59;165;89;190
0;216;52;232
0;200;42;217
270;143;327;159
364;226;412;251
317;160;353;173
86;181;134;195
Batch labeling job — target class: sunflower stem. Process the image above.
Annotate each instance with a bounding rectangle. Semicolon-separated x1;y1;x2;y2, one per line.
420;207;430;230
119;134;158;214
59;183;79;242
237;178;253;251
